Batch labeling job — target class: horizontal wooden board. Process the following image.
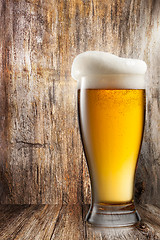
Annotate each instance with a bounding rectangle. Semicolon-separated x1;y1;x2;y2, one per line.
0;204;160;239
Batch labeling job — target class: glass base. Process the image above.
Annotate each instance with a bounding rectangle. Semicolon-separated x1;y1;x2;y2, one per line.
86;203;141;228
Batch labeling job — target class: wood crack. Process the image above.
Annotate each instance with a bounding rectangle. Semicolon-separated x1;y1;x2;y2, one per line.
49;204;63;240
15;140;48;148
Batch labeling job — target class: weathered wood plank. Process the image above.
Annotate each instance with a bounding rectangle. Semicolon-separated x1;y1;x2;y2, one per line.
85;224;150;240
0;204;61;240
51;204;85;240
0;204;159;240
0;0;159;206
0;0;84;204
138;205;160;239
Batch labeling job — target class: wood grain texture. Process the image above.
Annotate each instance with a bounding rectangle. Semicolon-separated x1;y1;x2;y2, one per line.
0;204;160;240
51;204;84;239
0;0;159;205
0;205;61;240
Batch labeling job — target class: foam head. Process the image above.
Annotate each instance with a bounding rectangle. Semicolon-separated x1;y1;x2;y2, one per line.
71;51;147;89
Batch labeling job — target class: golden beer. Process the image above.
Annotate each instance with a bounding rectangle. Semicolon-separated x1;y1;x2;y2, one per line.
78;89;145;204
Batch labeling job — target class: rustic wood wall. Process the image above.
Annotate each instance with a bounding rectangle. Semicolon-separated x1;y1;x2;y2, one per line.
0;0;159;205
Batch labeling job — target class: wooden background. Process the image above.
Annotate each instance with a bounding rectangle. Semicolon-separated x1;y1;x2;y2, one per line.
0;0;159;206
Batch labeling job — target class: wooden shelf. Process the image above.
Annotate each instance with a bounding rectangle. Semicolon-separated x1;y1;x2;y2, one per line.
0;204;160;239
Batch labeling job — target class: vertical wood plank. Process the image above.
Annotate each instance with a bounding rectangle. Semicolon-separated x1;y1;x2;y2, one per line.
0;0;159;205
0;0;15;203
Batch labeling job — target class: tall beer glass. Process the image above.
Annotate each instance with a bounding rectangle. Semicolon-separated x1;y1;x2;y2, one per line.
73;52;147;227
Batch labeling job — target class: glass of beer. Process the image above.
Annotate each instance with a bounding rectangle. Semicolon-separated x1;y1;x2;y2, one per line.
72;51;147;227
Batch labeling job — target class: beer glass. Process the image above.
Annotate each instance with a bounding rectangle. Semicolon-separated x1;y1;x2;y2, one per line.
77;75;145;227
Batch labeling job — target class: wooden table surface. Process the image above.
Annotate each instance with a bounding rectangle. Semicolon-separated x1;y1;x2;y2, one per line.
0;204;160;240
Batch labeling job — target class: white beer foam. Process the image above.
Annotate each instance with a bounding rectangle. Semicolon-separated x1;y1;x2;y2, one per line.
71;51;147;89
